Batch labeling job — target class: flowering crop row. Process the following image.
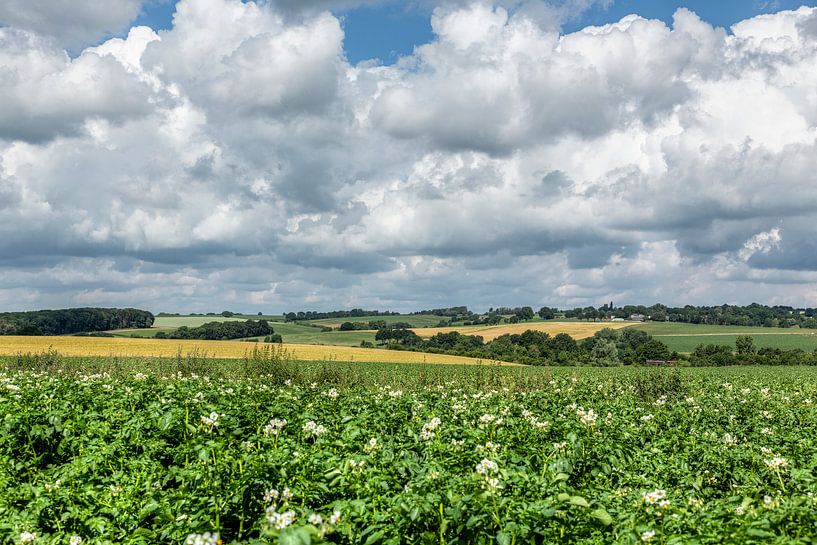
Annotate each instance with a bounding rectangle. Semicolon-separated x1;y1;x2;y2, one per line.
2;365;817;544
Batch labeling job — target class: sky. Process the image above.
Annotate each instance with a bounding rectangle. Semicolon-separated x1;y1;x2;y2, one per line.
1;1;817;314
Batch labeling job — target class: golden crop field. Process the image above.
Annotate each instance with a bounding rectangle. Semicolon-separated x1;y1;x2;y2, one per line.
0;336;516;366
412;321;633;341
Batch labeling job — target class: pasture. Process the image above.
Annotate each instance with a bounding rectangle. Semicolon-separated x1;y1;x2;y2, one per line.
632;322;817;353
656;333;817;353
153;316;256;328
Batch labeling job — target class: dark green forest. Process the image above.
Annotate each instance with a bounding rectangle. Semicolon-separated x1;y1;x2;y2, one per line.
154;320;273;341
0;308;154;336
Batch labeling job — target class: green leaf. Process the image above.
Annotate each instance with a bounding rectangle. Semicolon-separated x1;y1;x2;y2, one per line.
364;530;386;545
280;527;313;545
591;508;613;526
497;531;511;545
746;529;775;538
568;496;589;508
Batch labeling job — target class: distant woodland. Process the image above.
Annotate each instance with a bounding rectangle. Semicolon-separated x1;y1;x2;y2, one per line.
0;308;154;336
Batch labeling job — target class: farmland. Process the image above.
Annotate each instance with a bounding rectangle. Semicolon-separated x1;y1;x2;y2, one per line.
108;316;633;348
654;334;817;354
631;322;817;353
3;361;817;544
0;336;506;365
412;321;633;341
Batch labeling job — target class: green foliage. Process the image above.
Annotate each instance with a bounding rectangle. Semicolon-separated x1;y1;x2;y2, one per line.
590;338;619;366
155;320;273;341
285;310;399;322
632;368;687;402
582;328;671;366
375;327;666;366
2;363;817;544
0;307;154;336
736;335;757;356
691;344;737;367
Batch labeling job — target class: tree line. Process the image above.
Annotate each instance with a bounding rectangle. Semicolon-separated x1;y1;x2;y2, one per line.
688;336;817;366
284;302;817;330
369;325;817;367
0;308;154;336
284;309;400;321
338;321;414;331
564;303;817;328
369;327;675;366
154;320;273;341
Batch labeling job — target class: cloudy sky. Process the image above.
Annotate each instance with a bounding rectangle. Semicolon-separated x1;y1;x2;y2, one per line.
1;0;817;313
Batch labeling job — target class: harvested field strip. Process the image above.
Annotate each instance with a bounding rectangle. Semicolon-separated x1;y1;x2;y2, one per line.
411;321;633;341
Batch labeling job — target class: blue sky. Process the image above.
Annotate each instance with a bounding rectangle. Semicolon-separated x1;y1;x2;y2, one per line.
133;0;817;63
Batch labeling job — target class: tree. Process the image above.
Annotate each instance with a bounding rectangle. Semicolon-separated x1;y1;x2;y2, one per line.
735;335;756;356
591;338;619;366
636;339;672;362
515;306;535;321
538;307;557;320
549;333;578;353
691;344;736;367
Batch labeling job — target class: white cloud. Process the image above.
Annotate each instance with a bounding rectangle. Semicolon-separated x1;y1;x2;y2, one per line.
3;1;817;311
0;28;155;143
0;0;148;50
739;228;782;261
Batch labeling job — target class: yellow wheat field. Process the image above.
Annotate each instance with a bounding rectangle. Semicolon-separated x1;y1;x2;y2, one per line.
0;336;516;366
412;321;633;342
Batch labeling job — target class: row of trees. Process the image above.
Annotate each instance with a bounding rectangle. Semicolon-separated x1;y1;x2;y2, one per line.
563;303;817;328
0;308;154;336
371;327;674;366
285;309;399;321
281;303;817;330
414;306;470;317
371;325;817;366
339;321;413;331
155;320;273;341
689;336;817;366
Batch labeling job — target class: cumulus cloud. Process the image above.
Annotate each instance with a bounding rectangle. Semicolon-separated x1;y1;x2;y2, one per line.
0;0;149;50
0;28;155;143
2;0;817;311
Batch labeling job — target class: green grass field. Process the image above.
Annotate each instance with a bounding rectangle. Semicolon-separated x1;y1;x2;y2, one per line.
153;316;255;328
628;321;817;353
631;322;808;335
656;333;817;353
281;330;377;346
108;328;166;338
112;315;295;338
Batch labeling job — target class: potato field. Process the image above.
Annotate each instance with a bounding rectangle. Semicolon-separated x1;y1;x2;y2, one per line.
2;360;817;544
